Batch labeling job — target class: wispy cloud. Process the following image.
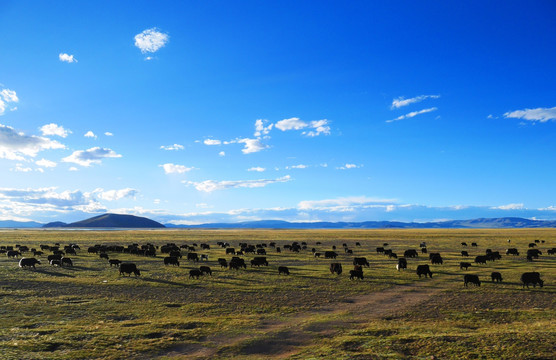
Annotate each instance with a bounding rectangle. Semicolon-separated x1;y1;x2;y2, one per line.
40;123;71;138
94;188;138;201
337;163;361;170
491;203;524;210
62;147;121;167
134;28;169;54
0;88;19;115
387;107;438;123
504;106;556;123
203;139;221;145
104;132;113;136
218;151;225;157
35;159;57;168
0;124;65;160
298;196;396;211
0;187;98;209
304;120;331;137
160;163;194;174
160;144;184;151
275;118;331;136
286;164;308;169
391;94;440;109
184;175;291;193
201;117;331;156
11;164;33;172
247;167;266;172
59;53;77;63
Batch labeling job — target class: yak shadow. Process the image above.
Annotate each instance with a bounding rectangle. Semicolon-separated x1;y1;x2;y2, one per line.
58;265;97;271
136;276;188;287
35;268;76;278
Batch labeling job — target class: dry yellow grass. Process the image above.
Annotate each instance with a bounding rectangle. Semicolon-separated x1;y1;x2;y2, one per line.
0;228;554;359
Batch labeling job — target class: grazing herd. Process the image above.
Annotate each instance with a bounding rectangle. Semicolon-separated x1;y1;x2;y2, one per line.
1;236;552;290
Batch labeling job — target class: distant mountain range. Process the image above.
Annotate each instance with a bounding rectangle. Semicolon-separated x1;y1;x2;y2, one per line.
2;215;556;229
0;220;44;228
165;217;556;229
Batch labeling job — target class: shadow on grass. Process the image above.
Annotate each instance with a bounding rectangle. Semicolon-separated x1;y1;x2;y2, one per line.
137;276;189;287
35;269;76;278
59;265;97;271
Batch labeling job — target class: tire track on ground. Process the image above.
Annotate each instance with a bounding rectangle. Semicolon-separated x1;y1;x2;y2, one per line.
158;278;444;359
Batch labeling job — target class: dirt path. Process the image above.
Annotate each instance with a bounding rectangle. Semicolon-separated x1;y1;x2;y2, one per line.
157;279;444;359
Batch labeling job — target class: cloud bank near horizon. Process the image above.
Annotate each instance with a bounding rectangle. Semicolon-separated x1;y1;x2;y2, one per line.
2;187;555;225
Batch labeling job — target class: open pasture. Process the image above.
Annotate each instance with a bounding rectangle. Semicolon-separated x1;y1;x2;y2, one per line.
1;228;555;359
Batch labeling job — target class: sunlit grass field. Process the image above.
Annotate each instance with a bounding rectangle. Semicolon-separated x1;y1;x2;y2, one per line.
0;228;554;359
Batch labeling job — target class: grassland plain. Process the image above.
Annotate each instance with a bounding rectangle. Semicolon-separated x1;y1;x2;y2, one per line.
0;228;554;360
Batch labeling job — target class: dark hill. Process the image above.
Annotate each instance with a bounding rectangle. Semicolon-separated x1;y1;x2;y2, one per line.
43;221;68;228
64;214;165;228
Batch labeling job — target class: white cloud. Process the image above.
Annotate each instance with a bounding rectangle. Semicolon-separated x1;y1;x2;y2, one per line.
35;159;57;168
254;119;273;137
391;94;440;109
247;167;266;172
286;164;308;169
304;120;331;137
62;147;121;167
387;107;438;123
184;175;291;193
84;131;97;138
69;167;78;171
503;106;556;123
0;89;18;103
275;117;307;131
204;139;221;145
238;138;268;154
491;203;524;210
275;117;331;137
218;151;226;157
160;144;184;151
104;132;113;136
59;53;77;63
94;188;138;201
337;163;361;170
0;124;65;160
40;123;71;138
0;88;19;115
134;28;169;54
160;163;194;174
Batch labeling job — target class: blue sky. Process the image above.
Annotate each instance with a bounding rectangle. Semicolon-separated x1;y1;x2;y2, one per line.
1;1;556;224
